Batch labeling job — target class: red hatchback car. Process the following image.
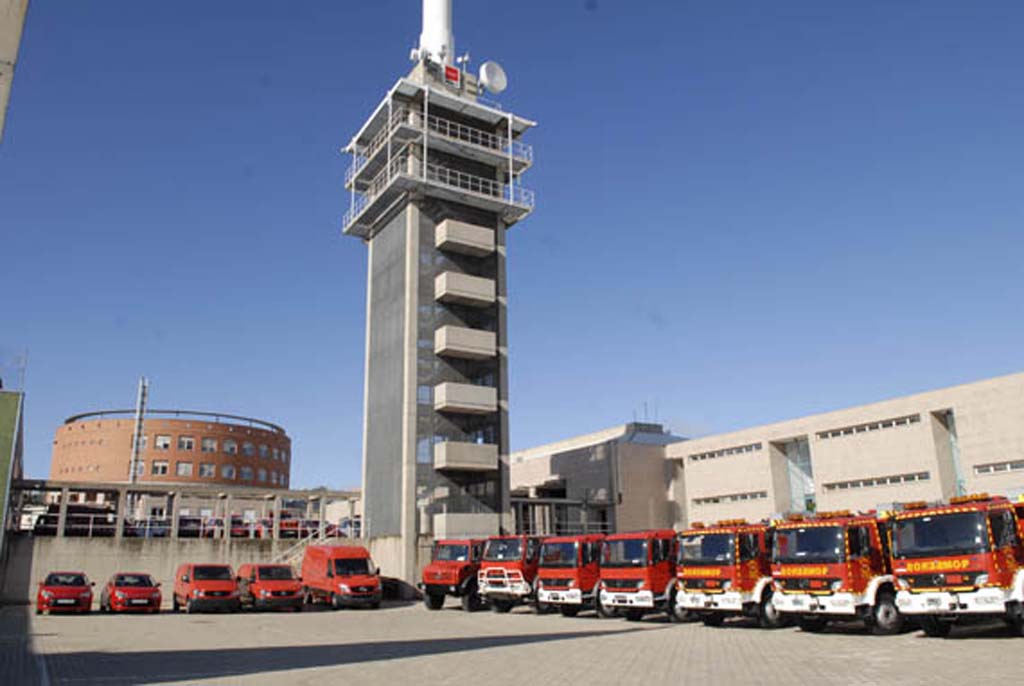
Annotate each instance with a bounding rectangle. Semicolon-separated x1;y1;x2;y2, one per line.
99;572;162;613
36;571;94;614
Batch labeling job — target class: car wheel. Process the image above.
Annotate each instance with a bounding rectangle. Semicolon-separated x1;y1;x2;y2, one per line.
424;593;445;610
186;599;196;614
35;607;41;616
331;593;344;610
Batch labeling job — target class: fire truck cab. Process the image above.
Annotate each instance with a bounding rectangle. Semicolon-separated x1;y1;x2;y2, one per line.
477;535;542;613
535;534;605;617
892;494;1024;637
599;529;679;622
675;520;780;628
420;538;486;612
770;511;902;635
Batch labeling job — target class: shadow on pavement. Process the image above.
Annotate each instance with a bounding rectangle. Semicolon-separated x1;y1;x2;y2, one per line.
44;627;652;684
0;606;45;685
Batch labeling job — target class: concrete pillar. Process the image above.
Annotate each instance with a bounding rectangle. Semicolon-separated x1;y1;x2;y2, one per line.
56;487;70;538
222;495;232;540
272;496;282;540
169;493;180;539
114;488;126;540
318;494;327;539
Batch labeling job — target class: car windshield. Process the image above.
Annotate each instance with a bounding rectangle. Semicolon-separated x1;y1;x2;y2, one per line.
773;526;845;564
333;558;371;576
892;512;990;559
680;533;734;565
193;566;232;581
539;542;578;568
45;573;86;586
603;539;648;567
114;574;154;587
257;566;295;580
434;544;470;562
483;538;522;561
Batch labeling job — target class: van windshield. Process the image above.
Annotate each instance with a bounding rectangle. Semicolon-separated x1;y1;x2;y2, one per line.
333;558;371;576
434;544;470;562
483;538;522;561
193;566;232;581
257;566;295;581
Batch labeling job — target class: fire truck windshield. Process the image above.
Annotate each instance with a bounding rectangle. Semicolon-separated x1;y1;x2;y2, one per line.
539;541;578;568
603;539;648;567
483;538;522;561
680;533;734;565
773;526;845;564
434;544;470;562
892;512;989;559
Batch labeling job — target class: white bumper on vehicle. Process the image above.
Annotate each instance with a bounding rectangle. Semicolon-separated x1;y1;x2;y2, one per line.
896;588;1009;615
600;589;655;609
677;590;747;612
772;592;859;616
479;580;531;598
538;588;583;605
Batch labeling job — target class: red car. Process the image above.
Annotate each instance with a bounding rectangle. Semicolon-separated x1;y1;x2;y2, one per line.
99;572;162;614
36;571;94;614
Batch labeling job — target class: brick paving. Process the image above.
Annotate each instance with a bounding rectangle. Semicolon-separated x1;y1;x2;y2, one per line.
7;602;1024;685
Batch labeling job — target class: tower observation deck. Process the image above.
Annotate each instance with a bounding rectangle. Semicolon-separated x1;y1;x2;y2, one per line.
342;1;535;582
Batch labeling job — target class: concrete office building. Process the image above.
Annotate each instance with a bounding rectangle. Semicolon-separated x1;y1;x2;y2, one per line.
510;423;683;535
343;0;535;581
0;0;29;143
667;371;1024;526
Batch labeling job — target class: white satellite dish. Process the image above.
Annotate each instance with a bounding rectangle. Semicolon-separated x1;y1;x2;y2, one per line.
478;61;508;94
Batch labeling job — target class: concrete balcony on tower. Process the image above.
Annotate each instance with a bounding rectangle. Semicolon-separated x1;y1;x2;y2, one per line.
433;441;499;472
434;272;495;308
435;219;495;257
434;382;497;415
434;325;496;360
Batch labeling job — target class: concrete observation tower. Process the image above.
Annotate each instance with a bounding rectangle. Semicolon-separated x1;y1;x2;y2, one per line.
342;0;536;582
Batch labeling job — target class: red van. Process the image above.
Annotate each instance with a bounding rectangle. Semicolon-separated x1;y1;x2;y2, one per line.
236;563;303;611
99;572;161;614
301;545;381;609
172;563;240;613
36;571;93;614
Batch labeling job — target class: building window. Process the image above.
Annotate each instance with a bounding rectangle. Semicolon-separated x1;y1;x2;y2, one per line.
693;490;767;506
178;436;195;451
273;447;280;461
201;438;217;453
688;442;763;463
176;462;193;477
281;449;289;462
240;466;254;481
149;507;165;518
133;435;148;451
133;461;145;476
242;442;255;457
259;444;269;459
816;414;921;440
154;435;171;451
823;471;930;491
280;475;288;488
257;468;267;482
222;464;236;479
152;460;169;476
975;460;1024;476
224;439;238;455
199;463;216;478
270;471;278;485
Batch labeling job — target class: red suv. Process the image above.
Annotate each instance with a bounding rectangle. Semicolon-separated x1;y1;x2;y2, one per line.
236;563;303;611
99;572;162;613
36;571;93;614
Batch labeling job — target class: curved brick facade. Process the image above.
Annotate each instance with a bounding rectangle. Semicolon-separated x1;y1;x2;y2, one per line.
50;411;291;489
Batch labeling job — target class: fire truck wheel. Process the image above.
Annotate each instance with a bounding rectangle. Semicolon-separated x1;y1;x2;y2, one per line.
625;609;645;622
491;600;514;613
595;598;616;619
461;591;483;612
869;592;902;636
797;617;828;633
917;617;952;638
701;613;725;627
560;605;580;617
424;593;445;610
533;602;553;615
758;591;782;629
1009;615;1024;637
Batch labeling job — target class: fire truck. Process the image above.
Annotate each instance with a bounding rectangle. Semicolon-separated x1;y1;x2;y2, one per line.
891;493;1024;637
675;519;781;628
535;534;605;617
770;510;903;634
598;529;680;622
420;538;486;612
477;535;542;613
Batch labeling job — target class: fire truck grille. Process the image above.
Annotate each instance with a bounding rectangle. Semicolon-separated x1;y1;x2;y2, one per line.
603;579;643;591
541;578;573;588
904;572;985;590
779;578;840;592
683;578;726;591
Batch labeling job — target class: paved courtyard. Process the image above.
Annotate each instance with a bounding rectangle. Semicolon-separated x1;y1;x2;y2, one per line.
3;601;1024;685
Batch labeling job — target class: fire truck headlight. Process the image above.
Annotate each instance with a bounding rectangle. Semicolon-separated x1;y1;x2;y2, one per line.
975;574;989;587
721;581;732;591
830;580;843;592
568;579;577;589
895;578;910;591
536;580;543;590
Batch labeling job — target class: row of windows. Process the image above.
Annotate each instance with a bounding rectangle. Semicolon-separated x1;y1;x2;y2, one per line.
822;471;930;491
135;460;287;486
975;460;1024;476
816;414;921;440
689;442;762;462
693;490;768;506
139;435;288;462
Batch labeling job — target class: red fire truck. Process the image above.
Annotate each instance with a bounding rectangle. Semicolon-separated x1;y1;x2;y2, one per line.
770;511;902;634
598;529;679;622
675;519;780;628
891;493;1024;637
477;535;542;613
535;534;605;617
420;538;486;612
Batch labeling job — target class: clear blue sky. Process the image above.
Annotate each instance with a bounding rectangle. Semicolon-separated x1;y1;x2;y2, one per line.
2;1;1022;489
